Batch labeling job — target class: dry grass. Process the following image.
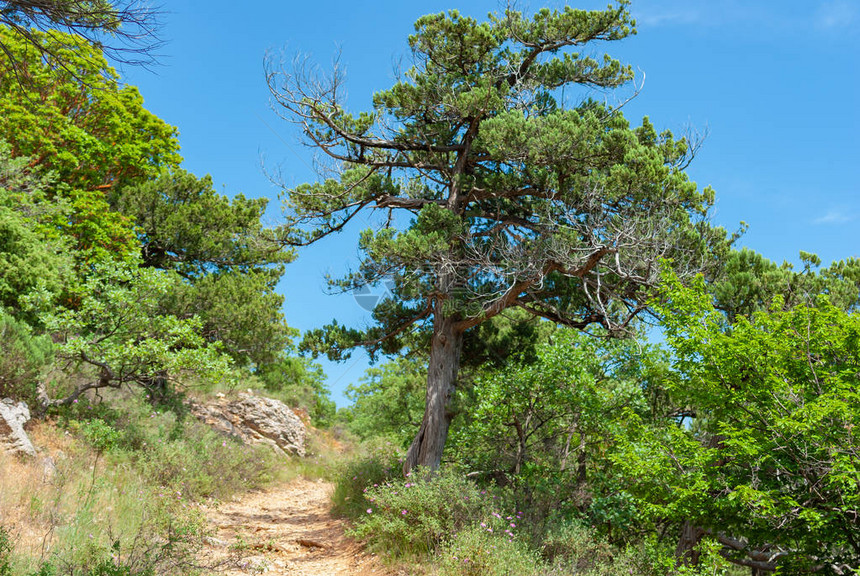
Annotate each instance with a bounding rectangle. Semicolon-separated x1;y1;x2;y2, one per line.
0;419;203;573
0;420;76;563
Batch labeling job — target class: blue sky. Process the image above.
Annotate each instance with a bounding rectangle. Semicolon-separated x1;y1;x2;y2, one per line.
122;1;860;406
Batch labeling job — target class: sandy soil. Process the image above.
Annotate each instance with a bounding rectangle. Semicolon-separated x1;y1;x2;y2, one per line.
201;478;394;576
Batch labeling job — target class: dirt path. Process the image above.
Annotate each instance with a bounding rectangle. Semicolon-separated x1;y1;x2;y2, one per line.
201;478;393;576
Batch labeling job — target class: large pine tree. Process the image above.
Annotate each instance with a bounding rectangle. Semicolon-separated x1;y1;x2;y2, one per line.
269;2;727;472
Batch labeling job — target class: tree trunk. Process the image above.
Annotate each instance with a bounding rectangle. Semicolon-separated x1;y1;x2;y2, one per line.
403;312;463;474
676;521;705;566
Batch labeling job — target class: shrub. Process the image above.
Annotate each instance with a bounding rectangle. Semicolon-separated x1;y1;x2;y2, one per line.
61;390;281;502
133;422;279;501
541;521;614;570
331;441;402;519
436;525;541;576
0;311;52;402
350;466;524;558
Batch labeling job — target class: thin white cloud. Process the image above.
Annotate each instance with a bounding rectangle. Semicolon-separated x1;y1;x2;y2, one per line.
635;1;856;34
815;0;858;30
813;209;855;225
636;9;703;27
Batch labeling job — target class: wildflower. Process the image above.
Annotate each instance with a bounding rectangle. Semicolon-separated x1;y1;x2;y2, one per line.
367;508;372;514
401;510;407;515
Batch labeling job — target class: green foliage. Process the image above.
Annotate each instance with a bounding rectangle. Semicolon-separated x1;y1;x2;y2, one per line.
61;390;282;502
117;170;296;366
118;169;292;276
449;328;663;538
617;272;860;571
460;311;557;371
164;268;291;366
33;259;235;406
0;143;73;314
0;525;11;576
72;418;124;453
711;248;860;320
351;467;500;557
0;26;180;191
0;310;52;400
342;357;426;446
436;526;540;576
331;442;403;519
55;188;139;268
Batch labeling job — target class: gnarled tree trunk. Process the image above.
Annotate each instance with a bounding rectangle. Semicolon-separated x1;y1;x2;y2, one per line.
403;312;463;474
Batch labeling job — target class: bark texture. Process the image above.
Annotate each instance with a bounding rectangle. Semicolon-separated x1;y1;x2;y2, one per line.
403;313;463;474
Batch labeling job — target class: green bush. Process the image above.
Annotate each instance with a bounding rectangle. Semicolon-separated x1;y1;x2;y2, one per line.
135;426;278;500
436;525;541;576
0;310;52;401
350;466;524;558
61;390;281;502
331;442;402;519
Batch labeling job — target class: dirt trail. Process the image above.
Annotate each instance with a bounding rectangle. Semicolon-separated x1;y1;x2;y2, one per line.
201;478;392;576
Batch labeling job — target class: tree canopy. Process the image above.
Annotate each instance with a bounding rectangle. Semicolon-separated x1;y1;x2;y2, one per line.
0;26;180;192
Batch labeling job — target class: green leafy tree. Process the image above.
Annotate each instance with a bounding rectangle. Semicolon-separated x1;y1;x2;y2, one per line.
31;260;234;412
0;309;52;401
342;356;427;445
0;26;180;192
118;169;293;277
0;140;78;315
451;329;664;535
119;169;297;365
270;3;727;471
0;25;179;276
616;273;860;573
711;248;859;321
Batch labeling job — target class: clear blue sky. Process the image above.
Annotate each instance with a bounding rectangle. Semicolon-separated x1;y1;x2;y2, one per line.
121;1;860;406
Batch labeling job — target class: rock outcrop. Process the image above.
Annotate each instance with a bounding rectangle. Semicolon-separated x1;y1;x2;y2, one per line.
190;392;306;457
0;398;36;457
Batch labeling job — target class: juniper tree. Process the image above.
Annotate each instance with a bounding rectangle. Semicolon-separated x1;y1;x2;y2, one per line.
268;2;727;472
